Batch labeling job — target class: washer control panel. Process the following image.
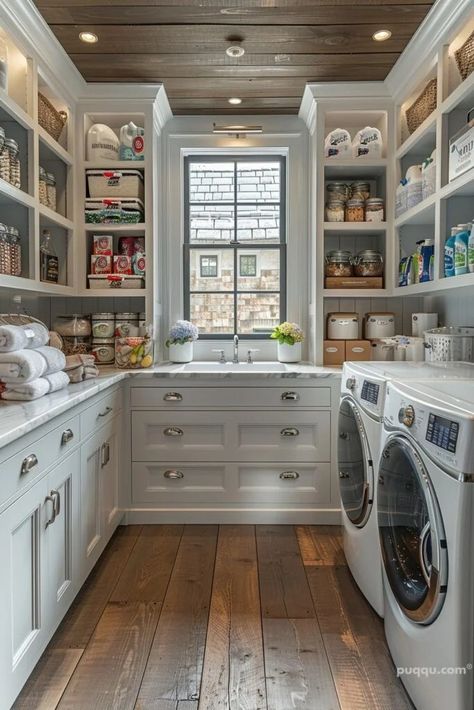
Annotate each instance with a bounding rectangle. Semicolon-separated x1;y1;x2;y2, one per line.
361;380;380;406
426;413;459;453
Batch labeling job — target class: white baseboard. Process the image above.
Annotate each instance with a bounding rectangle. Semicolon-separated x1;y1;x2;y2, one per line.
123;507;342;525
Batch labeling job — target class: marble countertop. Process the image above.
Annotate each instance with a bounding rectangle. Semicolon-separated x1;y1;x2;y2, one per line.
129;362;342;379
0;363;341;450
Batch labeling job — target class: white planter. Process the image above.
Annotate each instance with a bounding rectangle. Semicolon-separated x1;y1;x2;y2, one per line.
277;342;302;363
169;341;193;363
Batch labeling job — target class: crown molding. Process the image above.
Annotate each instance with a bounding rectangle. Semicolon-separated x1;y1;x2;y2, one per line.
299;83;389;133
153;85;173;133
385;0;473;101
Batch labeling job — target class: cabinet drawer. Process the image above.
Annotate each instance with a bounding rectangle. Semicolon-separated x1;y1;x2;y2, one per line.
235;411;330;462
237;463;331;504
80;387;122;441
132;411;228;461
0;414;80;511
132;462;227;504
131;386;330;409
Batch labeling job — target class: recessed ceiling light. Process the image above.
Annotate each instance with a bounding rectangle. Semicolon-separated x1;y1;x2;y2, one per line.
228;97;242;105
226;45;245;58
372;29;392;42
79;31;98;43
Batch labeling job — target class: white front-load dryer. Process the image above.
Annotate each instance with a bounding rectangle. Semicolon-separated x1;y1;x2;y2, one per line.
378;378;474;710
338;361;474;619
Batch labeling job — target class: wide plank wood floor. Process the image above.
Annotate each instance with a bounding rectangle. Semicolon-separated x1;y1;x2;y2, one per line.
14;525;412;710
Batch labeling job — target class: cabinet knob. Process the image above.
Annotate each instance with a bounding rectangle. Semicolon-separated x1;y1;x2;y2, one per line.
163;392;183;402
164;469;184;480
279;470;300;480
281;391;299;401
97;406;113;418
280;427;299;437
21;453;38;475
164;426;184;437
61;428;74;445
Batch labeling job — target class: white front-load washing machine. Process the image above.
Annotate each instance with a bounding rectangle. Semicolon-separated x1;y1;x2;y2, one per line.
338;361;474;618
378;378;474;710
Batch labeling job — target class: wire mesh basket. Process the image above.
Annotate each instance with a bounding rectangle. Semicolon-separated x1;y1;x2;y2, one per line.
424;326;474;362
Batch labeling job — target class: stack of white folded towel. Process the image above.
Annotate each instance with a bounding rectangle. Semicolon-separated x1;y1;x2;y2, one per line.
0;323;69;401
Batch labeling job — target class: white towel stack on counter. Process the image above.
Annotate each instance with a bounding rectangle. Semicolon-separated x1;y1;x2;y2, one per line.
0;323;69;401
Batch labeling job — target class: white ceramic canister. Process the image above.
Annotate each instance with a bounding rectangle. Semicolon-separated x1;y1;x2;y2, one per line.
327;312;359;340
92;337;115;365
364;312;395;339
92;312;115;339
115;312;139;337
370;339;395;361
412;312;438;337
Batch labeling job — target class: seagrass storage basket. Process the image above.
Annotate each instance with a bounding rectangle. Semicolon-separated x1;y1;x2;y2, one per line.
405;79;437;134
38;92;67;142
455;31;474;81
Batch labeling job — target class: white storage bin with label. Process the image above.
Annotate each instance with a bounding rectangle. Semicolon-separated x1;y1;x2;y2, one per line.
449;111;474;182
85;198;144;224
86;169;144;200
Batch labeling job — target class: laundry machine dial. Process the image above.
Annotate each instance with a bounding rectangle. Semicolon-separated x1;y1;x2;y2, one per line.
398;405;415;427
345;377;356;390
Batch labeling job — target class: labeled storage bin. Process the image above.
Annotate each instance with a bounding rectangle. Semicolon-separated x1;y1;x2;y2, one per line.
88;274;145;290
85;198;144;224
86;169;144;200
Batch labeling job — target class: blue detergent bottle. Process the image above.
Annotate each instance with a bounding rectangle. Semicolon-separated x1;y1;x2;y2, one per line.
454;223;471;276
445;227;461;278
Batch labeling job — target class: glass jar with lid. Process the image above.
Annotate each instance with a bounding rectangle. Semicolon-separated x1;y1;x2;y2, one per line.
350;181;371;201
0;222;11;275
54;314;91;337
345;198;365;222
325;199;345;222
39;166;48;206
92;312;115;339
327;182;349;203
365;197;385;223
115;312;139;337
5;138;20;189
7;226;21;276
353;249;384;277
325;250;353;277
0;128;9;183
46;172;57;212
92;338;115;365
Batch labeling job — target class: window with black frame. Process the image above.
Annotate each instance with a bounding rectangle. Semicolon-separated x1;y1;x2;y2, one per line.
184;156;286;338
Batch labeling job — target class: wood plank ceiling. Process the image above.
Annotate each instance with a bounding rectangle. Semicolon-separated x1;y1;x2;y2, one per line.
33;0;435;115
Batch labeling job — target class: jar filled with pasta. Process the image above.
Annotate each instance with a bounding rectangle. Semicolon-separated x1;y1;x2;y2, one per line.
365;197;385;223
6;138;20;189
345;198;365;222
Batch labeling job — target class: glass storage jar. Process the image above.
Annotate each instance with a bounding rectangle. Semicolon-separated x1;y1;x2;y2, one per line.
46;171;57;212
327;182;349;203
350;181;371;201
8;226;21;276
325;200;345;222
345;198;365;222
54;314;91;337
325;250;353;277
0;222;11;275
115;312;139;337
353;249;384;277
6;138;20;189
365;197;385;223
38;166;48;206
92;338;115;365
0;129;9;183
92;312;115;339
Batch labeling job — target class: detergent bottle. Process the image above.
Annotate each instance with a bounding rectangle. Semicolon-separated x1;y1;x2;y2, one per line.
119;121;145;161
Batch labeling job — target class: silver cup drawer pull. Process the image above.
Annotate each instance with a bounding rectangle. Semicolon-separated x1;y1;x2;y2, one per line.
280;427;300;437
164;469;184;480
280;470;300;480
21;453;38;475
164;392;183;402
61;428;74;445
97;406;113;418
164;426;184;437
281;391;299;401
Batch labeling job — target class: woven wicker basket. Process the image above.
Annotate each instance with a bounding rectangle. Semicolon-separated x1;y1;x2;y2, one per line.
455;31;474;81
38;92;67;142
405;79;437;135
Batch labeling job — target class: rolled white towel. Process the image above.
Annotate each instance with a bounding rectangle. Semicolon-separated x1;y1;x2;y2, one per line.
44;370;69;393
1;378;50;400
36;345;66;375
0;349;47;383
0;323;50;352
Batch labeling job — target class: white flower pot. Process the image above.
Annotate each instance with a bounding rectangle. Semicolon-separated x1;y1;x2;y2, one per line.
277;342;302;363
169;341;193;363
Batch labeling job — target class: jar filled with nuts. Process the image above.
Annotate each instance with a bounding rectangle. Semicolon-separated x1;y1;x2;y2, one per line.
365;197;385;223
325;250;353;277
345;198;365;222
0;222;11;275
353;249;384;277
46;171;57;212
350;181;371;201
8;226;21;276
0;128;9;183
325;199;345;222
6;138;20;189
39;166;48;206
327;182;349;203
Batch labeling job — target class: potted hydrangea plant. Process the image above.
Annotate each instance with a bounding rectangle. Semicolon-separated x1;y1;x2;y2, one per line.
166;320;199;363
270;321;304;363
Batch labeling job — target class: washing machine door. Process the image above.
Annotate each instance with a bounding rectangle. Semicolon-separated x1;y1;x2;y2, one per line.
338;397;373;528
378;435;447;625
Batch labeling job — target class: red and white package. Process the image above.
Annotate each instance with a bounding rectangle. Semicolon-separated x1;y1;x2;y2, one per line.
91;255;112;274
113;255;133;275
93;235;113;255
